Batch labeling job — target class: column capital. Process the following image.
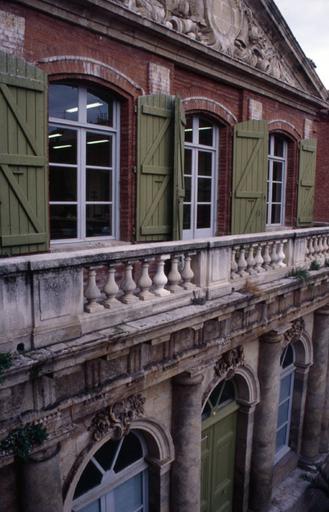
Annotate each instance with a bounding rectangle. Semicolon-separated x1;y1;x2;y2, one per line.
173;372;204;387
314;305;329;316
260;330;284;345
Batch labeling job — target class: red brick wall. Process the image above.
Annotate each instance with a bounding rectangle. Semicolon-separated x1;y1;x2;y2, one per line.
1;1;328;237
314;119;329;223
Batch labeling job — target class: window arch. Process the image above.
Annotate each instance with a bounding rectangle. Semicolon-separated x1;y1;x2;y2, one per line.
48;82;120;242
71;432;148;512
275;344;295;461
183;114;219;239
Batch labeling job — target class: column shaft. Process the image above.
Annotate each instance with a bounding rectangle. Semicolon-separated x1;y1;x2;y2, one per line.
171;373;203;512
249;331;283;512
302;307;329;463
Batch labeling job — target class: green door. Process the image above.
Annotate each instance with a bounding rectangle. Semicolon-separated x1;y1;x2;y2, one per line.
201;394;238;512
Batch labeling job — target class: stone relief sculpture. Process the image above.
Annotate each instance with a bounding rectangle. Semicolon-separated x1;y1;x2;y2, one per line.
116;0;298;87
214;346;245;378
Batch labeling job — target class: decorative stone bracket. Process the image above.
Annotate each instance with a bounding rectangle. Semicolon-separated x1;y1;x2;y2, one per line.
90;394;145;441
214;346;245;379
283;318;305;347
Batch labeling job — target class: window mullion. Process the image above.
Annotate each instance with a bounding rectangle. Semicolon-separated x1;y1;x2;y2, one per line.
80;129;86;240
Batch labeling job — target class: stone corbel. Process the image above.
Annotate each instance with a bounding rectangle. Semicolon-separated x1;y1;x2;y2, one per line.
214;346;245;380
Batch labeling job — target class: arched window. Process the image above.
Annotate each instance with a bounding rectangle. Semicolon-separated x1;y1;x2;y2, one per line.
72;432;148;512
202;379;236;421
275;344;295;460
183;115;218;239
267;134;288;226
48;83;120;242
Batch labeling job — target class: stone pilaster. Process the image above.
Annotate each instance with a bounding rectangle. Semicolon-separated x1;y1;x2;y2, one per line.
19;444;63;512
171;372;203;512
301;307;329;464
249;330;283;512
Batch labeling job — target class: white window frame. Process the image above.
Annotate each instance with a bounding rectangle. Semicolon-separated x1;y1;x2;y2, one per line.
72;433;148;512
183;115;218;240
49;85;120;243
267;135;287;227
275;345;295;463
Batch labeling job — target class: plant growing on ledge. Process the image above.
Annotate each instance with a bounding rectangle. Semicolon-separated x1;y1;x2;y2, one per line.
0;352;13;383
288;268;310;283
0;423;48;460
310;260;321;271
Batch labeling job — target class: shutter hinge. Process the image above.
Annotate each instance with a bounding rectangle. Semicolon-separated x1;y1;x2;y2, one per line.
134;104;138;113
133;166;137;174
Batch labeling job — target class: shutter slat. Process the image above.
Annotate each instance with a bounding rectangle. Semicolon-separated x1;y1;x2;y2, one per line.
297;138;317;226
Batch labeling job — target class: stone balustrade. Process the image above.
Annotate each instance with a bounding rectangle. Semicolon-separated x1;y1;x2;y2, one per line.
1;226;329;352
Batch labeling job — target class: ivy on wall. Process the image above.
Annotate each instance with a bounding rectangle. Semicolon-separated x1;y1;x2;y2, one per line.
0;424;48;460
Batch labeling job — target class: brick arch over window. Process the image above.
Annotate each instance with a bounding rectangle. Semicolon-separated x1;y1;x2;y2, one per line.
268;119;302;141
182;97;236;235
41;56;141;241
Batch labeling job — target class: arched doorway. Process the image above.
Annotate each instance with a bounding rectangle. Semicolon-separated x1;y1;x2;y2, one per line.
71;431;148;512
201;379;238;512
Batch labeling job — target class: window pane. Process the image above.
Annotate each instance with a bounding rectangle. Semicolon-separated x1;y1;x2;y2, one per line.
277;400;290;426
202;401;211;421
114;433;143;473
49;84;78;121
79;500;101;512
50;166;77;201
49;127;77;164
86;133;112;167
184;176;191;202
94;439;120;471
274;136;285;157
271;203;281;224
114;473;143;512
183;204;191;230
276;425;288;451
219;380;235;405
280;374;293;402
282;345;294;368
184;148;192;174
86;169;112;201
209;382;224;408
86;205;112;237
185;117;193;143
198;178;212;202
273;161;283;181
73;461;102;499
50;205;77;240
272;182;282;202
198;152;212;176
199;117;213;146
87;88;114;126
197;205;211;229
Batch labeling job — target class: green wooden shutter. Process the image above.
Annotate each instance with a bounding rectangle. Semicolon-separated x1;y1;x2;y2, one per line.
231;120;268;234
136;94;175;242
0;51;48;256
297;139;317;226
172;97;185;241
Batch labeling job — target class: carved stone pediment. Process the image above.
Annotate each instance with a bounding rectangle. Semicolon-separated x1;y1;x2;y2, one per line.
215;346;244;378
115;0;299;87
90;394;145;441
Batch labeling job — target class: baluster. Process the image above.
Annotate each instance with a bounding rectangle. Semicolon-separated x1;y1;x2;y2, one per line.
324;236;329;263
255;243;265;273
104;264;121;308
181;253;196;290
309;237;315;261
305;237;310;267
271;242;279;269
277;240;287;268
153;256;171;297
263;242;272;271
318;236;325;266
231;247;239;280
138;259;154;301
314;236;320;263
85;267;104;313
247;244;257;275
121;261;139;304
167;255;183;292
238;246;248;277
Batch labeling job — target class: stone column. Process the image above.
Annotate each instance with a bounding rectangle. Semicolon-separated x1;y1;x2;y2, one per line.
234;403;256;512
19;444;63;512
171;372;203;512
290;364;310;454
249;330;283;512
301;307;329;464
320;365;329;453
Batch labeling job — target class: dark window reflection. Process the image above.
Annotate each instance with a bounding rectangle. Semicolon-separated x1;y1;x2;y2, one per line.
114;433;143;473
86;204;112;237
49;84;78;121
184;176;191;202
86;169;112;201
87;88;113;126
183;204;191;230
198;178;211;202
197;204;211;228
94;439;120;471
199;117;213;146
271;203;281;224
184;116;193;143
198;152;212;176
73;461;102;499
86;132;112;167
49;126;77;165
184;148;192;174
50;166;77;201
50;205;77;239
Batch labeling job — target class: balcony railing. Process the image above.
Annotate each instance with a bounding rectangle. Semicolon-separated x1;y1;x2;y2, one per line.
1;227;329;352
